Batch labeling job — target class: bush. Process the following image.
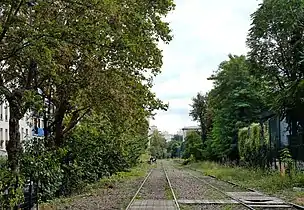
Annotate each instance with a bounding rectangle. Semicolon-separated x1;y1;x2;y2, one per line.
20;137;65;201
183;131;204;161
0;168;25;208
182;154;195;165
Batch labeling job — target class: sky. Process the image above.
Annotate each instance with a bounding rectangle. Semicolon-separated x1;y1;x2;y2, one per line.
149;0;262;134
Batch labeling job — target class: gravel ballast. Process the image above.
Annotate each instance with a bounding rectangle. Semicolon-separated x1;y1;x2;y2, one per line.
51;178;144;210
180;204;249;210
166;166;226;200
137;165;168;200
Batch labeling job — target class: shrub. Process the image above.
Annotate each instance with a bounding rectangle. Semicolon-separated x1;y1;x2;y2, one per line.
20;137;65;201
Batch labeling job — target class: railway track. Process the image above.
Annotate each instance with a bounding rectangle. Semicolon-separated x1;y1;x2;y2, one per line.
184;166;304;210
125;163;180;210
126;161;304;210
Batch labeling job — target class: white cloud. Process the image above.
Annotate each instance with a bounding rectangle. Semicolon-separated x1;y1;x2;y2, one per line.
150;0;261;134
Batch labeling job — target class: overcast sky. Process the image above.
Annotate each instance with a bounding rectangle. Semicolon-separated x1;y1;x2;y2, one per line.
150;0;261;134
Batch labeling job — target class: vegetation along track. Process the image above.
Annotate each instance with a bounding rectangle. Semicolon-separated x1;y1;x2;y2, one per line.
125;163;180;210
182;166;304;210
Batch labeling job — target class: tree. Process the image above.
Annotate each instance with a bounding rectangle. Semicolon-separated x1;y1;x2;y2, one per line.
189;93;208;141
247;0;304;131
167;134;183;158
0;0;175;170
205;55;267;161
182;131;203;161
149;130;167;159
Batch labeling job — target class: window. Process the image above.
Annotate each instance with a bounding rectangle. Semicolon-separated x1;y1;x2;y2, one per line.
0;104;3;121
0;129;3;149
5;105;8;122
0;128;3;142
5;129;8;141
21;128;24;141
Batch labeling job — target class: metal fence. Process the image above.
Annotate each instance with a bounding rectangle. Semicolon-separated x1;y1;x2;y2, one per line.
266;117;304;171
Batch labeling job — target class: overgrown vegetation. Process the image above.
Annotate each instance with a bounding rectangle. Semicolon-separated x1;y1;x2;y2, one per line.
166;135;183;158
0;0;175;207
182;131;203;161
238;123;270;167
183;161;304;205
186;0;304;171
40;161;152;208
149;130;167;159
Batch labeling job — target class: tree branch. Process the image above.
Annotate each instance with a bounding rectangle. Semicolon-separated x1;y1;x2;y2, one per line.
63;108;90;136
0;74;12;98
0;0;24;42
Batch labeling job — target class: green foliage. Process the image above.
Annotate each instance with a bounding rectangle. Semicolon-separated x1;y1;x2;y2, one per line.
189;93;209;140
182;154;195;165
280;148;295;177
183;131;203;161
1;0;174;205
21;137;65;201
1;0;175;170
166;135;183;158
194;55;269;162
247;0;304;126
149;130;167;159
238;123;270;167
0;170;24;208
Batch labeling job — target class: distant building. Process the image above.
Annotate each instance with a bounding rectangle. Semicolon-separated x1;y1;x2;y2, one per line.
148;125;158;147
181;126;201;141
0;102;46;150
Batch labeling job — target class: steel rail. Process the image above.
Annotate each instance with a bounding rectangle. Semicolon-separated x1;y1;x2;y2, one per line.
185;170;256;210
162;163;180;210
125;169;153;210
206;173;304;210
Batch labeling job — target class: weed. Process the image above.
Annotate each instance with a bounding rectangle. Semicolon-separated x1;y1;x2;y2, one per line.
182;161;304;205
164;184;173;200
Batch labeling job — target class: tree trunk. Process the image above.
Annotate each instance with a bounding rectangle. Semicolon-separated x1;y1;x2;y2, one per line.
54;103;67;147
6;105;22;172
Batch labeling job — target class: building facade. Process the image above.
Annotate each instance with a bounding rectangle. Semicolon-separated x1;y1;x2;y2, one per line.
0;101;44;150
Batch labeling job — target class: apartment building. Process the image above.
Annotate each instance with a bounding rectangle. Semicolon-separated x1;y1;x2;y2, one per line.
0;101;44;150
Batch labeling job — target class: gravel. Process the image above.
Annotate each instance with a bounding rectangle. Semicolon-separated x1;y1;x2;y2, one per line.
196;175;246;192
137;165;168;200
51;178;144;210
180;204;248;210
166;167;226;200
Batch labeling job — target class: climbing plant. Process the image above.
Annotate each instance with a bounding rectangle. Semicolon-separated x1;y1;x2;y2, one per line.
238;122;270;167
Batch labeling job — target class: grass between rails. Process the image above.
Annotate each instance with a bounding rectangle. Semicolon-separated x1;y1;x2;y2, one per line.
165;184;174;200
177;160;304;205
40;161;153;209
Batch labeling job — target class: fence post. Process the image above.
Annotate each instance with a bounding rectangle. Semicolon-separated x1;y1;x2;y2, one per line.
14;175;19;210
29;176;32;210
36;179;39;210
